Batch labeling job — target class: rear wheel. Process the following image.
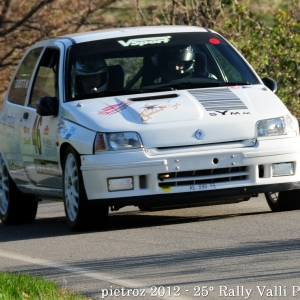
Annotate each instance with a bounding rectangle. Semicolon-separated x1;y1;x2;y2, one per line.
0;155;38;224
265;190;300;211
63;146;108;231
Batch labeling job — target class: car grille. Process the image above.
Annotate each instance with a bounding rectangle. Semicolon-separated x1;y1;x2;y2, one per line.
158;166;249;187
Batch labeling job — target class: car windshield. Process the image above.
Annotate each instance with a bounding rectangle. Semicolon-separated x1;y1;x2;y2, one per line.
66;32;260;101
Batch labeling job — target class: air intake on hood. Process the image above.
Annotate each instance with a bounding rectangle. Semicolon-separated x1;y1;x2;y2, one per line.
127;93;178;101
188;88;248;111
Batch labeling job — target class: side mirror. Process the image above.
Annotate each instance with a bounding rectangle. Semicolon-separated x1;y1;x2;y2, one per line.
36;96;59;116
262;77;278;93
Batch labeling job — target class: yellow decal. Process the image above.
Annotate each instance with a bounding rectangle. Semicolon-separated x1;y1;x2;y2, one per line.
140;103;180;122
161;186;172;193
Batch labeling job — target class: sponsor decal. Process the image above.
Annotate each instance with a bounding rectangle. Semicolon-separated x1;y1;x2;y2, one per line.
14;79;29;89
8;161;25;172
139;102;180;122
60;126;77;139
44;125;49;135
118;36;171;47
161;186;172;193
57;121;66;133
98;101;133;115
43;137;52;147
24;126;30;134
0;111;16;128
24;137;31;145
34;159;61;176
228;86;252;89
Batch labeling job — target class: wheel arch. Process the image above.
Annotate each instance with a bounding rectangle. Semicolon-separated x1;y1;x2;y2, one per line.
59;142;79;169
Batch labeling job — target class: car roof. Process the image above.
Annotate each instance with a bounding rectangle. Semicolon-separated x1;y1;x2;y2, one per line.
56;25;209;44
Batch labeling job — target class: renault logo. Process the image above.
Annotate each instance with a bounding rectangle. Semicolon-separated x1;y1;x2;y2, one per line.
195;129;204;140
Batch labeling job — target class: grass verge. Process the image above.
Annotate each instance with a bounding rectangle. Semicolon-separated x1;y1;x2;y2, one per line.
0;271;89;299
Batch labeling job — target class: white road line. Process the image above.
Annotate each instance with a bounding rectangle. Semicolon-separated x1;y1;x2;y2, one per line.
0;249;191;300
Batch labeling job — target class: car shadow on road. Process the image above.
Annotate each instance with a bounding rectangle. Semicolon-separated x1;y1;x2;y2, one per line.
0;207;273;242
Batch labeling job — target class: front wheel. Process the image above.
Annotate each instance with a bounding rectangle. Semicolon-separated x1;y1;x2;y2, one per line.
63;146;108;231
0;155;38;224
265;190;300;212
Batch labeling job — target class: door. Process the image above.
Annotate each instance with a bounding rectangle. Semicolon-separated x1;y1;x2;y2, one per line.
1;47;43;186
21;47;62;189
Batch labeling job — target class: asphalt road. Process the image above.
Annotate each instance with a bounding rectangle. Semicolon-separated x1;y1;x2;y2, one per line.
1;194;300;300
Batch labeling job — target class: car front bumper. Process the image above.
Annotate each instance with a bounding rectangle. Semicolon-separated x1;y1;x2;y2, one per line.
80;136;300;206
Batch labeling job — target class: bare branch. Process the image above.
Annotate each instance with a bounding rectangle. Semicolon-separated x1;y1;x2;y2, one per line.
0;0;12;27
0;0;55;37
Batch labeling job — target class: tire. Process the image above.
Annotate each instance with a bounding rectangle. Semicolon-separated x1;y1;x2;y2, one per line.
0;155;38;224
63;146;108;231
265;190;300;212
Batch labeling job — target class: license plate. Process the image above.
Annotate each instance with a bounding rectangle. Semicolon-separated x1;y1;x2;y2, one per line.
189;183;217;191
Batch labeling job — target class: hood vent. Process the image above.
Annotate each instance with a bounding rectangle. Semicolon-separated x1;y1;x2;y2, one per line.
128;93;178;102
188;88;248;111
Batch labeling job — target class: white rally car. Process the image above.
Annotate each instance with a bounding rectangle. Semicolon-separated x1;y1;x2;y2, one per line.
1;26;300;230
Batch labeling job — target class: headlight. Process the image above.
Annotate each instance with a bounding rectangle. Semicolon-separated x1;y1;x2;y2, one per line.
256;115;297;137
94;132;143;152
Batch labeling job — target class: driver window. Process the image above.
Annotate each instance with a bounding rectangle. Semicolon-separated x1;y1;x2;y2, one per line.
8;48;43;106
30;48;59;107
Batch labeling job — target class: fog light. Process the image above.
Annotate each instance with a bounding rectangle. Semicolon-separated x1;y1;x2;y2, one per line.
272;163;294;176
108;177;133;191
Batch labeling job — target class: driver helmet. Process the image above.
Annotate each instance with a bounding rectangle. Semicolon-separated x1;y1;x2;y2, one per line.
75;55;109;93
157;45;195;82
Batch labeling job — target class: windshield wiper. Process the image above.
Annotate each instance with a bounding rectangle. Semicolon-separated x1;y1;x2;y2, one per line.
72;87;175;100
163;81;223;89
163;81;252;90
222;81;252;86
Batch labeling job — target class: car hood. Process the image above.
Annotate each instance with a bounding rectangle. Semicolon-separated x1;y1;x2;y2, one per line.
62;85;289;148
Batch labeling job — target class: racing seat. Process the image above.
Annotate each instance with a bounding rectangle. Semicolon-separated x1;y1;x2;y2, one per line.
107;64;124;91
140;56;161;87
193;52;208;77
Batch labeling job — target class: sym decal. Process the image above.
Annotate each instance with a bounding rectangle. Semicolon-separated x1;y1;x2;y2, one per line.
216;110;228;115
211;111;251;116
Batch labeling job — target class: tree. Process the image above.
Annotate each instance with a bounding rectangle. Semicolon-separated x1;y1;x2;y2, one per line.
1;0;300;117
221;0;300;117
0;0;118;101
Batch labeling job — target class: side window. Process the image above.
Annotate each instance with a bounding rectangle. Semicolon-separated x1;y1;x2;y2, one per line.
30;48;60;107
8;48;43;105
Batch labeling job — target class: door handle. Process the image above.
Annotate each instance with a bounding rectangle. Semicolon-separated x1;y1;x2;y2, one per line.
23;112;29;120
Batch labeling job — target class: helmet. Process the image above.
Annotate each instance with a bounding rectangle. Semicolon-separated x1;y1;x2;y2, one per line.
158;46;195;82
75;55;108;93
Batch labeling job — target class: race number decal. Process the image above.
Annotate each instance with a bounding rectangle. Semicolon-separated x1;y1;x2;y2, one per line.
32;116;42;155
